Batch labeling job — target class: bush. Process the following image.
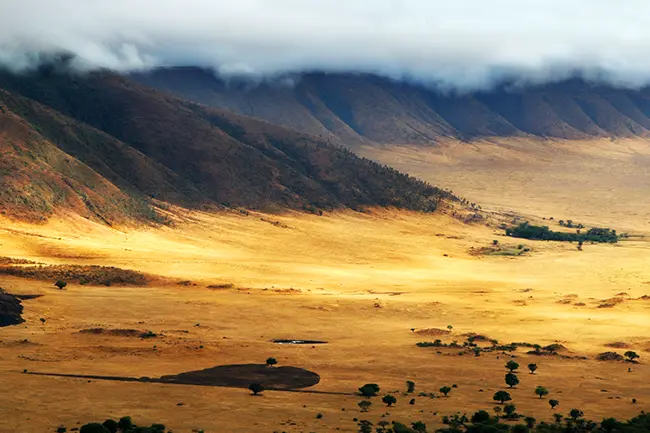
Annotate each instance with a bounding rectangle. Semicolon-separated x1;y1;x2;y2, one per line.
80;424;109;433
117;417;133;431
506;222;618;243
439;386;452;397
101;420;118;433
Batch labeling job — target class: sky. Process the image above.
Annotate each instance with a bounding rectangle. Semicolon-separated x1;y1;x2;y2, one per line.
2;0;650;90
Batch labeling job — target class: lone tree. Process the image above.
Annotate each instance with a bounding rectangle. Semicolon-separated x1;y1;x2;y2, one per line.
54;280;67;290
382;395;397;407
358;400;372;412
493;391;512;404
549;399;560;409
506;360;520;372
569;409;584;420
359;383;380;398
535;386;549;399
249;382;264;395
439;386;452;397
625;351;640;362
265;357;278;367
505;373;519;388
406;380;416;393
528;363;538;374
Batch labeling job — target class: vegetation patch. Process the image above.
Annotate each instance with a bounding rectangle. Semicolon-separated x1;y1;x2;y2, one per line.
0;256;39;265
0;264;149;286
506;222;619;243
0;288;24;327
79;328;157;339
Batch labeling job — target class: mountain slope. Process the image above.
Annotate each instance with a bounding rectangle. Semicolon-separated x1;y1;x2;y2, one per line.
133;68;650;143
0;68;454;223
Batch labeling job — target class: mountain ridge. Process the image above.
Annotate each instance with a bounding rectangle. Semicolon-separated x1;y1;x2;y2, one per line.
0;68;455;224
132;67;650;144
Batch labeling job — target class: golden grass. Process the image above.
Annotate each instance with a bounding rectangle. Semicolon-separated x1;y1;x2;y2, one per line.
1;138;650;431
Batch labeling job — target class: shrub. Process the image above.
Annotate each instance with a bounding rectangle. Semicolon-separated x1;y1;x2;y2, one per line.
382;395;397;407
79;424;109;433
439;386;452;397
406;380;415;393
117;417;133;431
101;420;118;433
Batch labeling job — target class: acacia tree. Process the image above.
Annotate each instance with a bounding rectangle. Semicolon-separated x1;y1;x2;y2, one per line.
505;373;519;388
265;357;278;367
625;351;640;362
440;386;452;397
358;400;372;412
528;363;538;374
549;399;560;409
493;391;512;404
535;386;549;399
382;395;397;407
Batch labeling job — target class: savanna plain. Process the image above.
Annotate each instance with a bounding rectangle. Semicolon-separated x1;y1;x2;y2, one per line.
2;138;650;433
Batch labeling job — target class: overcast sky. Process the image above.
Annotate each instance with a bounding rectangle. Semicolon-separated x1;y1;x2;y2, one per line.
3;0;650;89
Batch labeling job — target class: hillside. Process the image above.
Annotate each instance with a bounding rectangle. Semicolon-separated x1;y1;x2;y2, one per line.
0;68;453;223
133;67;650;144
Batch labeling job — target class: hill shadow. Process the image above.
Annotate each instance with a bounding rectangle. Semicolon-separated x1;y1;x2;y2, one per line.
24;363;352;394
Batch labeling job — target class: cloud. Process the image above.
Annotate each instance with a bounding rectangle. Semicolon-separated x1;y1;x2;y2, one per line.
2;0;650;90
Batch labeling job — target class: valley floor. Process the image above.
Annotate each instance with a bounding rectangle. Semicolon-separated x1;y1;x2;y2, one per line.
1;197;650;431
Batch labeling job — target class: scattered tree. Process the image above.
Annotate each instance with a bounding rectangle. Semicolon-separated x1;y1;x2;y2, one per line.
471;410;491;423
439;386;452;397
117;417;133;431
506;360;520;372
406;380;415;393
505;372;519;388
54;280;67;290
359;383;380;398
528;363;538;374
358;400;372;413
493;390;512;404
382;395;397;407
493;240;499;246
625;351;640;362
447;325;454;332
570;409;584;420
535;386;549;399
357;419;373;433
249;383;264;395
39;317;46;325
411;421;427;432
265;357;278;367
102;420;118;433
549;399;560;409
504;404;517;417
525;416;537;428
